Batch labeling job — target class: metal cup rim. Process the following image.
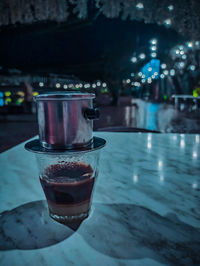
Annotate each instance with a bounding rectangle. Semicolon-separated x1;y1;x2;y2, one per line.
34;92;95;101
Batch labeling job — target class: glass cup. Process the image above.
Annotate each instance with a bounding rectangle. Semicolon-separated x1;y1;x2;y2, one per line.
35;149;101;224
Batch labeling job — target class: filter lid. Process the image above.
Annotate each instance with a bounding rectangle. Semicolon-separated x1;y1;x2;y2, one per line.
25;137;106;155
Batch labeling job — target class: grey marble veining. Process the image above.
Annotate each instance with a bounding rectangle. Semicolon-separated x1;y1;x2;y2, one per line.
0;132;200;265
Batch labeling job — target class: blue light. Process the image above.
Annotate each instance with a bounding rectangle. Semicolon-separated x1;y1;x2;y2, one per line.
145;103;159;130
0;92;3;97
141;59;160;80
0;98;4;106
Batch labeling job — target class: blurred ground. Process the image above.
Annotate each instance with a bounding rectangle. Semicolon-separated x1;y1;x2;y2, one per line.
1;98;200;153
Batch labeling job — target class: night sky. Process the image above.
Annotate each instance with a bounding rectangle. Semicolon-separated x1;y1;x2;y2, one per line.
0;15;183;80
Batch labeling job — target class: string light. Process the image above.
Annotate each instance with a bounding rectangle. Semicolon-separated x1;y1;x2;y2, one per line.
97;81;101;86
170;69;175;76
83;83;90;88
179;62;185;68
131;73;134;77
142;74;145;78
151;46;157;51
180;50;184;55
136;3;144;9
148;67;152;72
79;83;83;88
168;5;174;11
102;82;107;87
39;82;44;87
131;57;137;63
179;45;184;50
154;72;158;76
138;72;143;77
92;84;96;88
164;18;172;26
189;65;196;71
182;54;187;60
163;70;169;75
139;53;146;59
151;39;157;45
147;77;152;83
187;42;193;48
160;74;165;79
134;82;141;87
161;63;167;69
63;84;68;89
56;83;61;88
151;52;157;58
175;49;180;54
126;79;131;83
141;79;145;83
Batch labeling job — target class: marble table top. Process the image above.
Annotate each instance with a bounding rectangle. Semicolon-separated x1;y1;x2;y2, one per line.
0;132;200;266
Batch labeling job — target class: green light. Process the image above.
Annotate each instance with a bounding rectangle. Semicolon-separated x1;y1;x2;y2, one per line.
101;88;108;93
16;98;24;105
5;91;11;97
5;97;12;104
17;91;25;96
163;95;167;100
193;89;199;97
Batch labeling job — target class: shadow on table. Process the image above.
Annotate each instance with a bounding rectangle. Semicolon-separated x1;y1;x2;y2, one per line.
0;200;82;250
80;203;200;265
1;201;200;265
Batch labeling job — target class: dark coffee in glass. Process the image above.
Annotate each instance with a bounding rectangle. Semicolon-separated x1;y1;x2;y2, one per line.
40;162;96;222
35;150;100;224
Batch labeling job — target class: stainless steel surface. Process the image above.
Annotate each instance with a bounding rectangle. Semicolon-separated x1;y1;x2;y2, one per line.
35;92;98;149
35;92;95;101
24;137;106;154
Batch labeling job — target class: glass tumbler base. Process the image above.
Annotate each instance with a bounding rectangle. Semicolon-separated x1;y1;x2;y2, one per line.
49;211;89;224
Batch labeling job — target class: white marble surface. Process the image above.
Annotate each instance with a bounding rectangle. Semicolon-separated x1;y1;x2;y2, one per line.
0;132;200;265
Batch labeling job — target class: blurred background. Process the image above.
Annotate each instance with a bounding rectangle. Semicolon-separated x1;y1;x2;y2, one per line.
1;0;200;152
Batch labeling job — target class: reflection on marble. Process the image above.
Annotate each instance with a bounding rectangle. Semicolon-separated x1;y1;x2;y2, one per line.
0;132;200;265
0;200;81;250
